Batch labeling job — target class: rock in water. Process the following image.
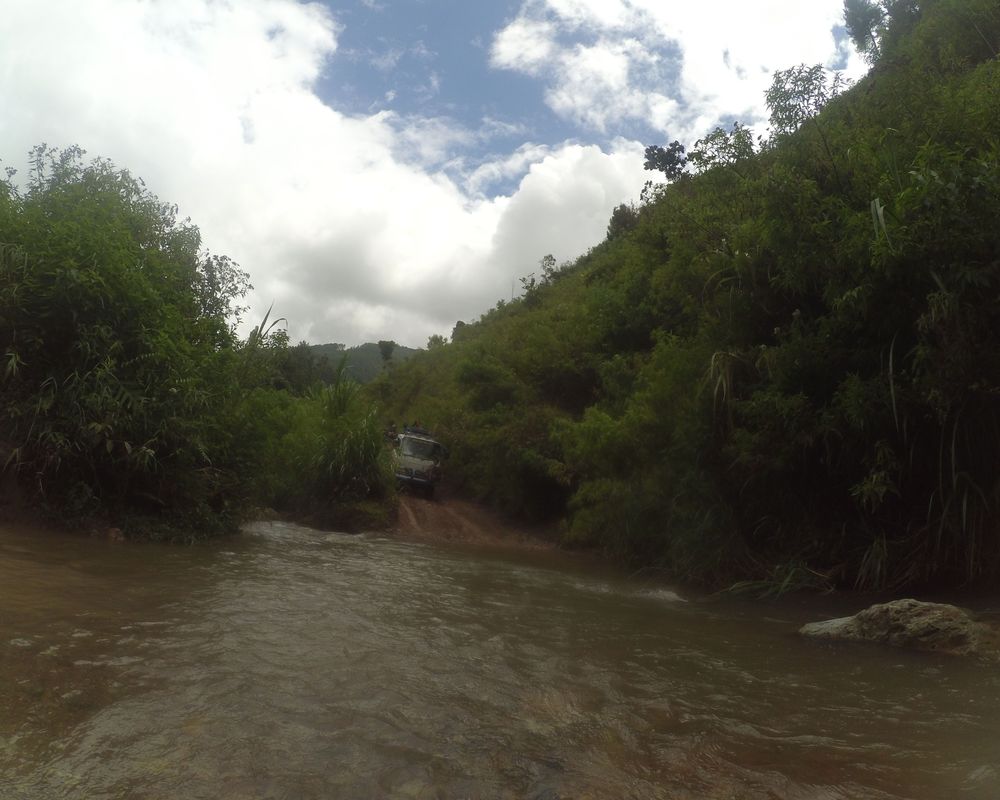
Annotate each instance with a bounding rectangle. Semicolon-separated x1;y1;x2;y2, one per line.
799;599;1000;660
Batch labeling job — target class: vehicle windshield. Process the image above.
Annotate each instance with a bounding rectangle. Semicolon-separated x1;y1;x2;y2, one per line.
400;437;440;461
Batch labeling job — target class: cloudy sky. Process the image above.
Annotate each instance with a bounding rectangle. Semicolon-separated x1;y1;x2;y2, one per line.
0;0;866;348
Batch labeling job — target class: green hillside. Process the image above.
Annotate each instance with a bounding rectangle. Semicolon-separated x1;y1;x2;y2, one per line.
372;0;1000;591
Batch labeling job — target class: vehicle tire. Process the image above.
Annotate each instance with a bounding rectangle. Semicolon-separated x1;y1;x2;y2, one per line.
424;484;435;500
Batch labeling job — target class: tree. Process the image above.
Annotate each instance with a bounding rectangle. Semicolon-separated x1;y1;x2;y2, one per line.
427;334;447;349
377;339;396;368
687;123;756;176
275;340;328;394
643;141;687;181
843;0;925;65
844;0;887;62
196;252;251;345
766;64;849;188
606;202;639;240
766;64;849;137
540;253;558;283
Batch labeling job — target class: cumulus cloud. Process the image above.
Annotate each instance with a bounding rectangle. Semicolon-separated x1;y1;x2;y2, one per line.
544;37;682;133
0;0;646;347
491;0;868;142
484;139;646;287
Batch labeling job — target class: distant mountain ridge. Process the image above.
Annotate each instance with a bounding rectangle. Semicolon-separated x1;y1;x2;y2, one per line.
309;342;419;384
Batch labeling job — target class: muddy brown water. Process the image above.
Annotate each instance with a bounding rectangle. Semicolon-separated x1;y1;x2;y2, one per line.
2;517;999;799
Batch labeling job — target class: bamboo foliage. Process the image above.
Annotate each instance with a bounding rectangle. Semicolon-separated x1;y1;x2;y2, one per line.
0;146;251;530
373;0;1000;590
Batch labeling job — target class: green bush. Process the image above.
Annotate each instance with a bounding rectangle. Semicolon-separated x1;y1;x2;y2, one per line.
0;147;393;536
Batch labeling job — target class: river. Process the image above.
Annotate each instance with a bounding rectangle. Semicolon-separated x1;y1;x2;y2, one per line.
2;518;999;799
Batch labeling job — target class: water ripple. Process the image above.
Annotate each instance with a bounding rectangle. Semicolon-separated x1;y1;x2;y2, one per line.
1;520;998;799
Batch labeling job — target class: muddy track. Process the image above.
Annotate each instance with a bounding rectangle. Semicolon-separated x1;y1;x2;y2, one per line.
393;493;556;552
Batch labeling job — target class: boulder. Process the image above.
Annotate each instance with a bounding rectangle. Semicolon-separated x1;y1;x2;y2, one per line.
799;598;1000;660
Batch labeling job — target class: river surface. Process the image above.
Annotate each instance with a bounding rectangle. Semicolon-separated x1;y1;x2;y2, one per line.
2;518;999;799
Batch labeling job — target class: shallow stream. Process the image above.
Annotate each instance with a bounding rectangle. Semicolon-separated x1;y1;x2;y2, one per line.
2;519;999;798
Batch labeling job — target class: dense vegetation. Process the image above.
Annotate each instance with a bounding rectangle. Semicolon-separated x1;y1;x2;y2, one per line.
309;341;419;384
0;147;393;537
375;0;1000;590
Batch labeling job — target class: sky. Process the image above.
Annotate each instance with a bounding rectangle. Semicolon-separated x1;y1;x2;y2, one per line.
0;0;867;348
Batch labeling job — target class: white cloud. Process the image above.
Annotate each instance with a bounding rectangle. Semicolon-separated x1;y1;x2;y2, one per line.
491;17;558;74
491;0;868;142
390;114;476;167
0;0;646;348
464;142;555;196
544;37;679;133
484;139;646;288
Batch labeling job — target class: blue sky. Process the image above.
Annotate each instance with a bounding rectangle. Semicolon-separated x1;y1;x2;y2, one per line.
324;0;557;194
0;0;865;347
326;2;526;119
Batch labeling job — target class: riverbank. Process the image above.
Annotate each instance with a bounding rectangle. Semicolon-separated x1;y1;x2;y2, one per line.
391;492;560;553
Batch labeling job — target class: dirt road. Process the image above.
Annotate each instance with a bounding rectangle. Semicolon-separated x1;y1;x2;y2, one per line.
393;493;557;552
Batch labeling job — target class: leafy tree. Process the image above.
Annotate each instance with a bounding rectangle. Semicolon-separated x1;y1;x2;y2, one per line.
377;339;396;368
197;253;251;344
540;253;558;282
765;64;849;137
844;0;888;61
606;202;639;240
273;340;334;393
843;0;925;64
766;64;849;189
687;123;756;176
643;141;687;181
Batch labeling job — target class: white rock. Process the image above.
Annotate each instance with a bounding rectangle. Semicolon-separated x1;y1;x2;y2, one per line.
799;598;1000;660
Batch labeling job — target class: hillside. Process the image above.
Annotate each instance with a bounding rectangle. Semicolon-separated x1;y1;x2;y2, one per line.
372;0;1000;591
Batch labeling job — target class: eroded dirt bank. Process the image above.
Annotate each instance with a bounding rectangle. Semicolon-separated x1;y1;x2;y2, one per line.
391;492;559;553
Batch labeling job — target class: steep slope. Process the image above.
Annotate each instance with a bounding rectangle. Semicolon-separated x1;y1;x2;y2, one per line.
374;0;1000;590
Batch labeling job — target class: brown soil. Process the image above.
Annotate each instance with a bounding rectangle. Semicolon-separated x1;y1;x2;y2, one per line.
391;492;559;553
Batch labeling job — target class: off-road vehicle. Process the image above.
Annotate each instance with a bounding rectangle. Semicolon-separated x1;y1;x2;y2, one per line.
394;432;446;498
